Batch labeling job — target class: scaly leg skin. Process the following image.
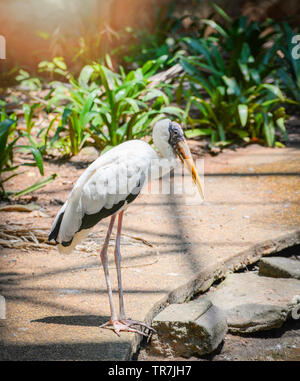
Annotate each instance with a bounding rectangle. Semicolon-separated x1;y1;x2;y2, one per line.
99;212;156;337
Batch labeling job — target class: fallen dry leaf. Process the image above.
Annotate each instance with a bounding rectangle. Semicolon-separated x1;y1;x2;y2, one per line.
0;204;40;213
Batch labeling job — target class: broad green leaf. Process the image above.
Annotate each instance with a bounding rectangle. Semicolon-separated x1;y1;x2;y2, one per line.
231;128;249;138
160;106;185;118
217;123;226;141
53;57;67;70
0;119;16;154
202;20;228;38
184;128;212;138
238;61;250;82
238;104;248;127
263;113;275;147
275;141;285;148
276;117;288;141
142;89;169;105
17;145;44;175
260;84;284;101
123;98;140;113
78;65;94;88
222;76;241;96
105;54;113;70
28;147;44;176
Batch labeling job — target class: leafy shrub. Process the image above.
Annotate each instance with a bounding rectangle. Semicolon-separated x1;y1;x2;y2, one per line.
15;69;42;91
201;4;279;86
184;84;288;147
0;103;56;198
38;57;69;80
179;6;291;147
47;58;184;155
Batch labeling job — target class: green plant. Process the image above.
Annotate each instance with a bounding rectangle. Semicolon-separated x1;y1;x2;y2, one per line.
38;57;70;81
0;104;56;198
48;58;184;155
52;106;92;156
178;5;291;147
181;45;290;147
204;4;278;63
23;103;42;134
15;69;42;91
184;84;288;147
181;8;280;92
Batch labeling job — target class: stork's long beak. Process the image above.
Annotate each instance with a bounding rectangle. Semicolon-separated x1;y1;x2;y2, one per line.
176;140;204;200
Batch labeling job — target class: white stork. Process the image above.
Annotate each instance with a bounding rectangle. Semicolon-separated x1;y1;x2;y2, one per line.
48;119;204;336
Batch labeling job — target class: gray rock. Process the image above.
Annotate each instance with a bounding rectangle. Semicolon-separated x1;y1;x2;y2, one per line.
77;146;99;161
196;272;300;333
151;299;228;358
259;257;300;280
225;304;288;333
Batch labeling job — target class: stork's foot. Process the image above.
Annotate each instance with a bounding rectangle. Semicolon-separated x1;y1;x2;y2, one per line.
100;318;156;337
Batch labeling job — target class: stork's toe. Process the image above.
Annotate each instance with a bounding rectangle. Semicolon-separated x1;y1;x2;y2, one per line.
99;319;150;337
120;318;156;334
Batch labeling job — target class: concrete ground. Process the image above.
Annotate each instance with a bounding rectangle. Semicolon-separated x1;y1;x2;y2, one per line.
0;142;300;360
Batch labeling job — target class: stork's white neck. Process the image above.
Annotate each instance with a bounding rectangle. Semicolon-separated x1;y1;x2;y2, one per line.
151;120;177;179
152;121;176;161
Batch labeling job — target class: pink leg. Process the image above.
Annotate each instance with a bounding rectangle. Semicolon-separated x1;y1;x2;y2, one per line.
114;211;125;319
113;211;156;335
99;213;153;337
99;215;118;322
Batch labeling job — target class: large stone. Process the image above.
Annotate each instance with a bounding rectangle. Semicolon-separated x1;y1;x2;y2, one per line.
150;299;228;357
259;257;300;280
197;272;300;333
76;146;99;161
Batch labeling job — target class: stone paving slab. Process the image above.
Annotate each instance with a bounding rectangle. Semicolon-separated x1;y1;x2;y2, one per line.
0;144;300;360
195;272;300;333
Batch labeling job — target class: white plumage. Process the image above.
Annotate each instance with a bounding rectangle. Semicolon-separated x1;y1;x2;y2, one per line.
50;135;175;254
48;118;203;336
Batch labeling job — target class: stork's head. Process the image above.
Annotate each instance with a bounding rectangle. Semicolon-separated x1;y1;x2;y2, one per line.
153;119;204;199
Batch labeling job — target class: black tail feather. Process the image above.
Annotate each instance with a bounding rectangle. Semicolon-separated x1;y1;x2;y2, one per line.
48;212;64;242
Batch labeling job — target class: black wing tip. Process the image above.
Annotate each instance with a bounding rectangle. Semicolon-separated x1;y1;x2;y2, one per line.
48;212;64;243
47;232;56;242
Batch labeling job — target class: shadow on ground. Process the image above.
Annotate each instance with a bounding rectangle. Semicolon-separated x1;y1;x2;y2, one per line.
32;314;110;327
0;341;131;361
